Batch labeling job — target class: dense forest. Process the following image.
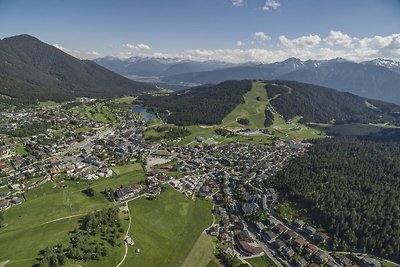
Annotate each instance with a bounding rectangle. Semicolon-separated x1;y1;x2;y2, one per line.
269;137;400;261
265;81;400;125
140;80;252;125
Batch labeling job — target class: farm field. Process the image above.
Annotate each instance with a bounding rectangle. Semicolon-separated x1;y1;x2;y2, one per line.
123;186;214;267
0;163;145;266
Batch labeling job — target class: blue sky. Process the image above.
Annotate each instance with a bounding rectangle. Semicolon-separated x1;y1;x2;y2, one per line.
1;0;400;62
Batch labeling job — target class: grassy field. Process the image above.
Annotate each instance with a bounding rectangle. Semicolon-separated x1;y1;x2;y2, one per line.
37;101;61;108
73;104;118;125
0;164;146;267
182;234;221;267
123;186;213;267
222;81;268;129
246;255;277;267
113;96;136;105
14;143;29;156
112;162;143;175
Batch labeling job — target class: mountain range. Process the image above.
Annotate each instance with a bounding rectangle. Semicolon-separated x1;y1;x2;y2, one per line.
0;34;155;104
95;55;400;105
94;56;236;77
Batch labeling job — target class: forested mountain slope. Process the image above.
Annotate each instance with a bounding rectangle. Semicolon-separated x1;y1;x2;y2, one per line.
269;137;400;262
0;34;155;104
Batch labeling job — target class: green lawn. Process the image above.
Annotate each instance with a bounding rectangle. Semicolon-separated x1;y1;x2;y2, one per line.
14;143;29;156
123;186;213;267
222;81;268;129
113;96;136;105
112;162;143;176
246;255;277;267
0;167;146;266
37;101;61;108
73;104;118;125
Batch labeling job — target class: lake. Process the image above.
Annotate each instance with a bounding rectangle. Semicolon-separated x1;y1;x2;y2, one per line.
132;106;156;122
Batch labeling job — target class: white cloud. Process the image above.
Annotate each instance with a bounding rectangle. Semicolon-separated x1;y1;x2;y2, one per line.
87;51;101;58
112;32;400;63
279;34;321;48
263;0;280;11
231;0;244;6
324;31;354;48
122;43;151;50
53;43;81;58
253;32;271;42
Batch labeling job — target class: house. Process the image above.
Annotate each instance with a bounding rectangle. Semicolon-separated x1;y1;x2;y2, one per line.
267;216;280;226
304;225;317;235
125;236;134;245
237;241;264;257
293;256;308;267
293;237;308;250
305;244;319;255
256;222;267;232
314;232;329;243
208;226;219;236
116;184;142;202
273;239;286;250
0;199;9;209
293;219;305;228
263;231;277;242
242;202;259;214
314;250;329;263
283;246;295;258
237;230;251;241
0;162;8;171
11;197;23;205
283;229;298;241
275;223;288;234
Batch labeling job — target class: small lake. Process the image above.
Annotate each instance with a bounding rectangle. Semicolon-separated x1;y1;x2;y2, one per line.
132;106;156;122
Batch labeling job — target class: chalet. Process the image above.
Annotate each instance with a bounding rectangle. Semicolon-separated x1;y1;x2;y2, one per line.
304;225;317;235
283;246;295;258
293;237;308;250
292;256;308;267
116;184;142;202
256;222;267;232
208;226;219;236
242;202;259;214
237;241;264;257
314;250;329;264
283;229;298;241
0;162;8;171
305;244;319;255
219;232;232;242
0;199;9;209
11;197;23;205
293;219;305;228
314;232;329;243
275;223;288;234
273;239;286;250
267;216;280;226
263;231;277;242
237;230;251;241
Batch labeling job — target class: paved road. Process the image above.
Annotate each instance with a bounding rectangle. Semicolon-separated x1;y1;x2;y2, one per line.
115;202;132;267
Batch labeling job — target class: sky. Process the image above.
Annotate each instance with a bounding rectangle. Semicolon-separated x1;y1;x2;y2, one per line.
1;0;400;63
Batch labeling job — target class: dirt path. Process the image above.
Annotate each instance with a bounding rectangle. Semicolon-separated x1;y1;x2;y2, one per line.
0;260;9;267
115;202;132;267
39;213;86;226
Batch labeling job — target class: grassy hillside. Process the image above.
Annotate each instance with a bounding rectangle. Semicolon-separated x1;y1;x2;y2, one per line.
221;81;268;129
123;186;213;267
